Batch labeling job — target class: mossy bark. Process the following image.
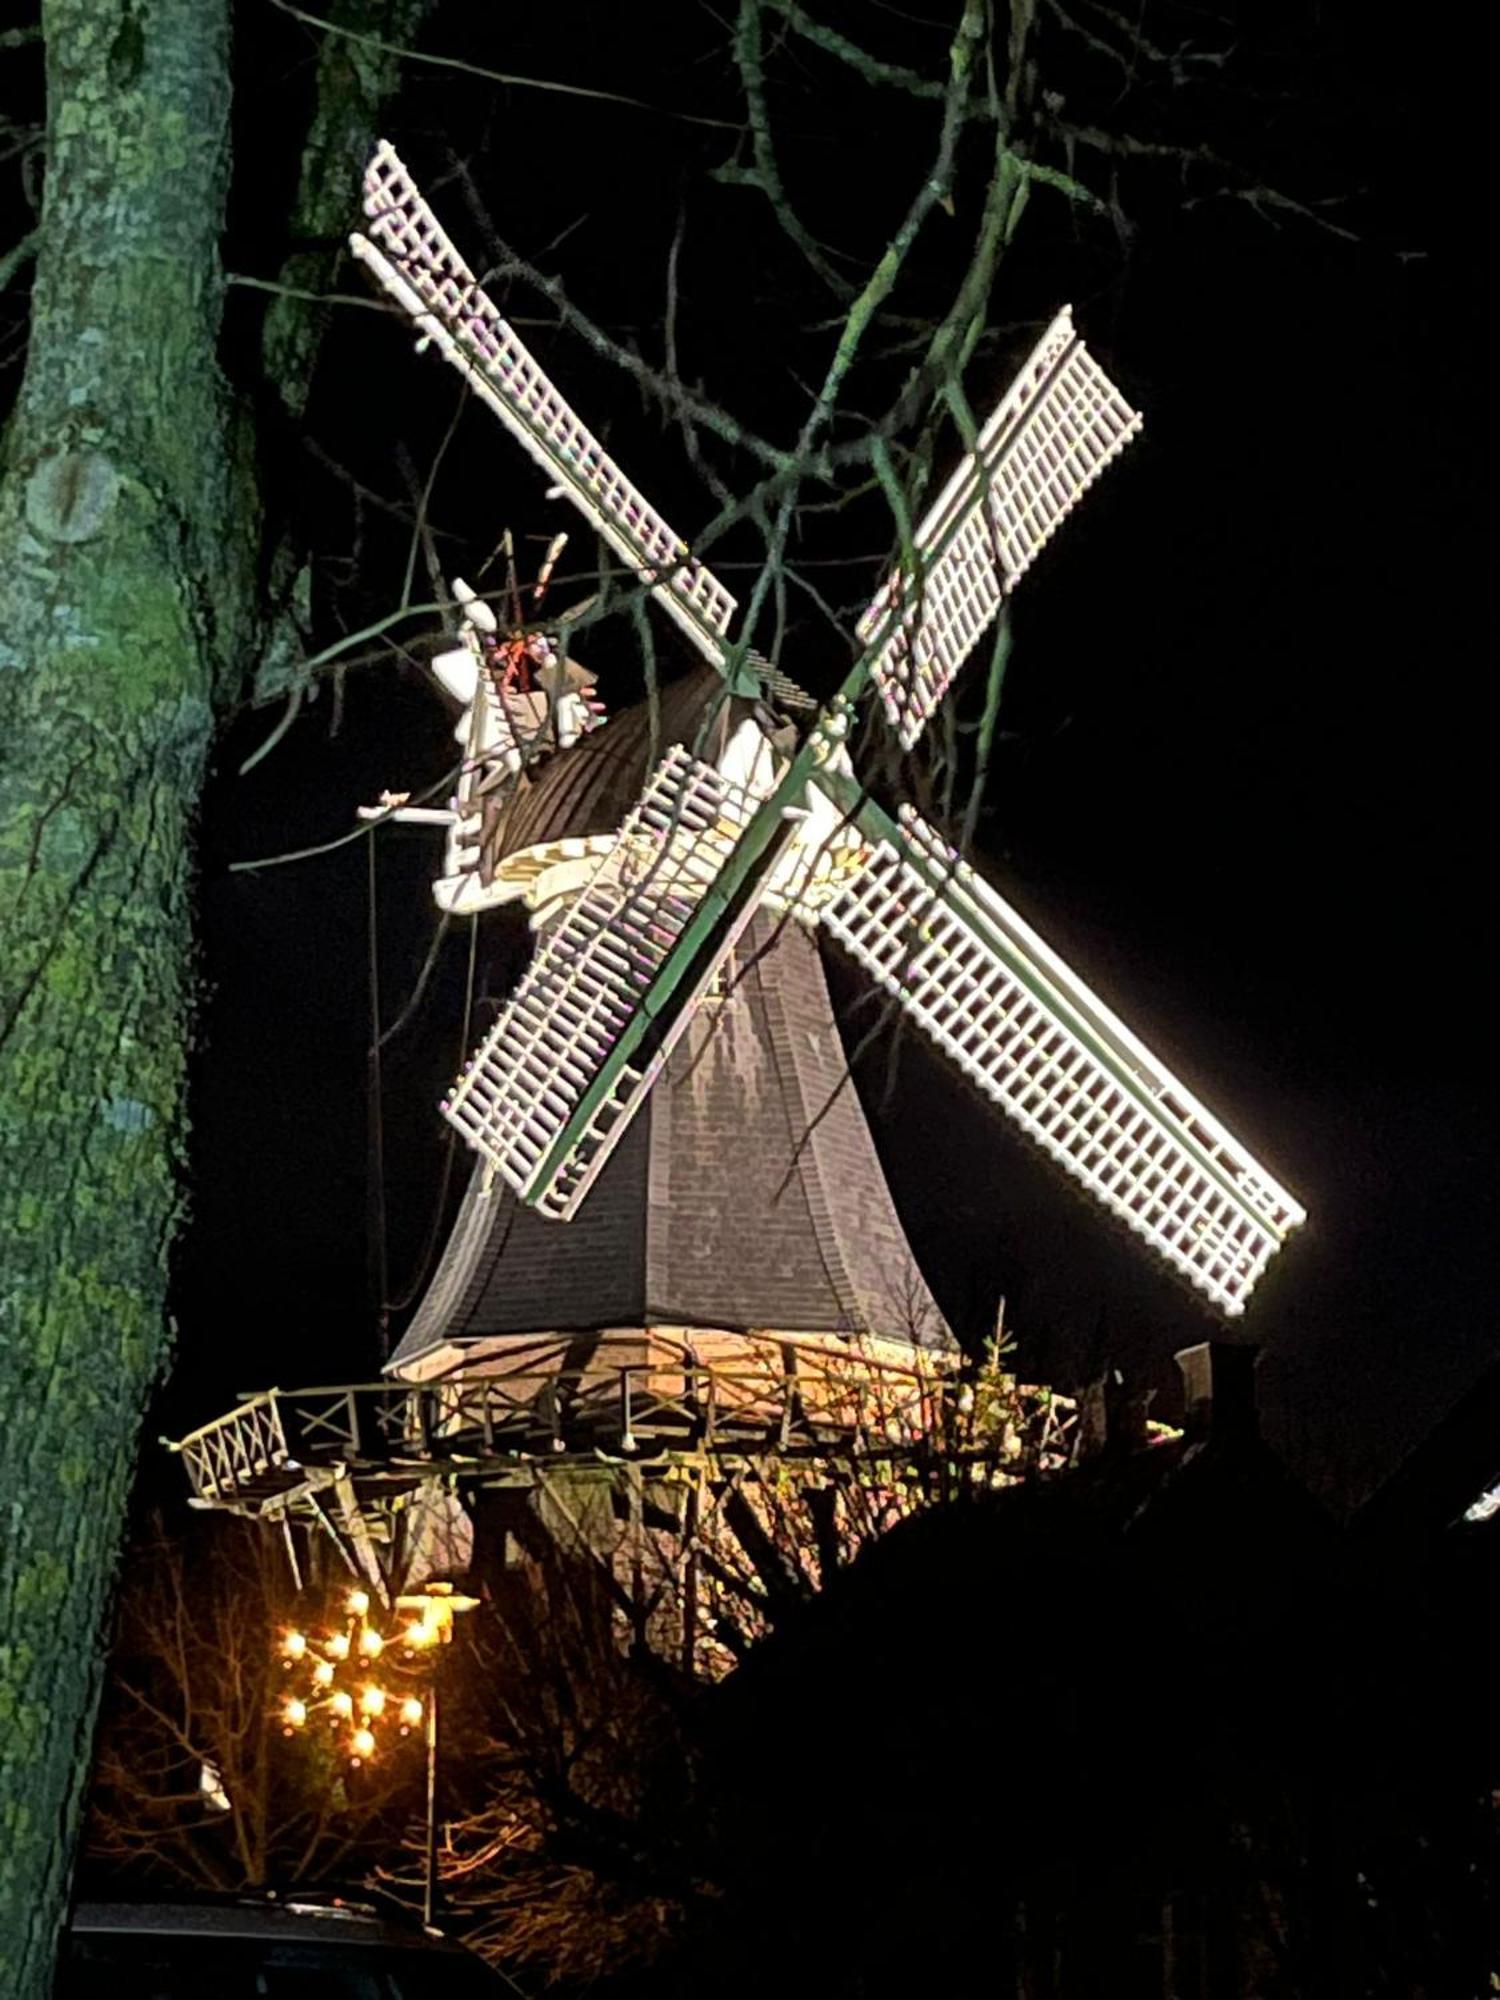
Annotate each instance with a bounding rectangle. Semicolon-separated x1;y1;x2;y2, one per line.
0;1;254;1989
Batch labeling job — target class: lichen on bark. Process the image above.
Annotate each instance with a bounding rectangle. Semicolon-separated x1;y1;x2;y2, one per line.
0;0;427;1982
0;2;253;1991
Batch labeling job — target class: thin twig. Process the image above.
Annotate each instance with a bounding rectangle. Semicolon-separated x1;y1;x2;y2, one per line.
268;0;743;131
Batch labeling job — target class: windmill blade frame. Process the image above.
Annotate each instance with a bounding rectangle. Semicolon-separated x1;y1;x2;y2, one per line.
349;142;1305;1316
350;142;738;671
857;308;1142;749
816;799;1304;1314
442;745;790;1217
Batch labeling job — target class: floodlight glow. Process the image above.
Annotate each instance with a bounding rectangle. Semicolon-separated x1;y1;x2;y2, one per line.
352;143;737;668
443;746;769;1217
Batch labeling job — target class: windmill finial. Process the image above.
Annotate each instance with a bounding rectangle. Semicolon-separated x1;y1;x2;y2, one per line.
452;576;498;634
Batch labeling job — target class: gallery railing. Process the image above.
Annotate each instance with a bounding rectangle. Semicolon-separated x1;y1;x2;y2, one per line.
168;1336;1075;1512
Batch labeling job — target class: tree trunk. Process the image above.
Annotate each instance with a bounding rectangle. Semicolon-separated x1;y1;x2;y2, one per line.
0;1;253;1988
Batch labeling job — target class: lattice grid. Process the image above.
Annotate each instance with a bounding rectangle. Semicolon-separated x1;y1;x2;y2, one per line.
819;811;1303;1314
859;310;1142;749
443;747;762;1217
352;143;736;667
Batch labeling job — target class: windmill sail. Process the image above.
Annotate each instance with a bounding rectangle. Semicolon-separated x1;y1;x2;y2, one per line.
818;805;1303;1314
442;747;775;1218
351;142;1304;1312
858;310;1141;749
351;142;737;669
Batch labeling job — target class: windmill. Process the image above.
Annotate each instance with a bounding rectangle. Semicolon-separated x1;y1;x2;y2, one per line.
165;140;1308;1687
351;140;1305;1319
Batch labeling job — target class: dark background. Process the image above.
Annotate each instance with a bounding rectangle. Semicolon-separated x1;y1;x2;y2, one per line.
129;0;1484;1509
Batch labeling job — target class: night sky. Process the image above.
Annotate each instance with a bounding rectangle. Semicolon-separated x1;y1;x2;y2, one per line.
153;0;1483;1512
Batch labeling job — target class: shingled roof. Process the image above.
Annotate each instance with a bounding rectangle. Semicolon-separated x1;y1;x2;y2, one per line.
390;912;951;1369
388;672;951;1373
484;663;757;861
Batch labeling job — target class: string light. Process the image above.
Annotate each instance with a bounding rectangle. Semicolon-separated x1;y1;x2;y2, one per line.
400;1696;424;1728
312;1660;335;1688
347;1588;370;1617
283;1698;307;1730
326;1632;350;1661
360;1685;387;1718
358;1627;384;1659
282;1630;307;1660
351;1727;376;1762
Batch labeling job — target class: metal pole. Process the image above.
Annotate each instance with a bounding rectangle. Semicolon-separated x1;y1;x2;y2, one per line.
423;1675;440;1927
681;1470;700;1678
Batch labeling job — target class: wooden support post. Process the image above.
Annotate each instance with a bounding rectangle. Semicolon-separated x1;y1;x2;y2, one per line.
331;1474;387;1604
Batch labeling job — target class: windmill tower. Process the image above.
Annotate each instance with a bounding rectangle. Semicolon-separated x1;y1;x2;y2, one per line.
170;145;1305;1672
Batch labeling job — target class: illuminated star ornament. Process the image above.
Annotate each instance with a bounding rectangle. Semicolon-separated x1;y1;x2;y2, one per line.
277;1584;475;1766
350;141;1306;1315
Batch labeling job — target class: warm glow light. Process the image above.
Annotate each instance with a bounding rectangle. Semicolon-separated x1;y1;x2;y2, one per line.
358;1627;384;1658
346;1588;370;1617
403;1619;435;1649
351;1727;376;1760
400;1696;423;1728
330;1690;354;1719
359;1685;386;1718
284;1698;307;1728
282;1630;307;1660
312;1660;335;1688
327;1633;350;1660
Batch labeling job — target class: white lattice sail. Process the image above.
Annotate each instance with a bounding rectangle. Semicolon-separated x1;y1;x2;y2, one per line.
347;145;1308;1304
442;747;767;1218
858;309;1142;749
351;142;737;668
818;809;1304;1313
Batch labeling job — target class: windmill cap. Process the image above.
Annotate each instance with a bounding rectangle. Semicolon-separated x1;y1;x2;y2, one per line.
535;659;596;696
